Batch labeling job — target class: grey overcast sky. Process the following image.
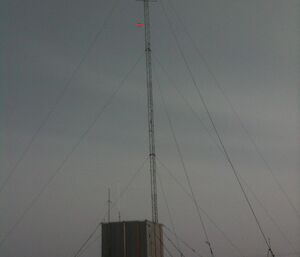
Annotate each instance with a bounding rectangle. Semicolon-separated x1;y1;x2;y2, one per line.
1;0;299;257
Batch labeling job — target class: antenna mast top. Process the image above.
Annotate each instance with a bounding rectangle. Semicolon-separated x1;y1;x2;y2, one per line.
143;0;158;223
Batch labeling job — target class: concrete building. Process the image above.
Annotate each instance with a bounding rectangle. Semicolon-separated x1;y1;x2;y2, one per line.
102;220;164;257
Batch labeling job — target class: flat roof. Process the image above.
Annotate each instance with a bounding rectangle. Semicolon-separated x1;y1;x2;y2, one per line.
101;219;163;226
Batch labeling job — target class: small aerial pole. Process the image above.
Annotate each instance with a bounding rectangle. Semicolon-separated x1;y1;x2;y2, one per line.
143;0;158;224
107;188;111;223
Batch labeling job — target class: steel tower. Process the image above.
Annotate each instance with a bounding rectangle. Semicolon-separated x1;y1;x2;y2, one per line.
143;0;158;224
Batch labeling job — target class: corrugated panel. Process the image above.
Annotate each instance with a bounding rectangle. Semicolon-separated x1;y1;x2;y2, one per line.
102;223;125;257
146;221;164;257
102;221;163;257
125;222;146;257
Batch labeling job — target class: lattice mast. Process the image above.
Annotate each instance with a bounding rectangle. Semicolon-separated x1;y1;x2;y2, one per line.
143;0;158;224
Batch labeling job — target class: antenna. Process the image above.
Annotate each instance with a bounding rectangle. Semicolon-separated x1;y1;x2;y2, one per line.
143;0;158;223
117;181;121;222
107;188;111;223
